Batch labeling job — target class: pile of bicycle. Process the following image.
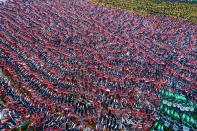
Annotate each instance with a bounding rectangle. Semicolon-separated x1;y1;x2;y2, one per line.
0;0;196;130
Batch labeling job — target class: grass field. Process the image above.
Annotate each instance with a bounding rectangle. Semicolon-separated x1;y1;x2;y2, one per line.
91;0;197;23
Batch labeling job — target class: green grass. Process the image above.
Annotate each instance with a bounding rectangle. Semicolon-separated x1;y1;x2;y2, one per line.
0;96;3;101
91;0;197;23
11;121;30;131
0;96;5;103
